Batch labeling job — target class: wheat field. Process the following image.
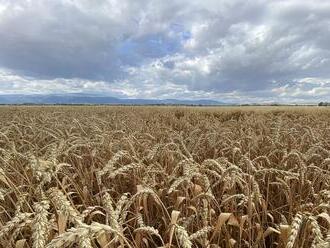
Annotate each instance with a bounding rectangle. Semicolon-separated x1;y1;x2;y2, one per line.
0;106;329;248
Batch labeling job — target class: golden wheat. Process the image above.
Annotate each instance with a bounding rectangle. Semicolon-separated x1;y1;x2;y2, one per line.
0;106;329;247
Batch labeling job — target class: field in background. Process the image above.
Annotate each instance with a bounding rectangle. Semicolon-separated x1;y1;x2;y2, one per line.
0;106;329;247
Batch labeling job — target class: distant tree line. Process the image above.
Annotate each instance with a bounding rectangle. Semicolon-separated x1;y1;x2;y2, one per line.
318;102;330;106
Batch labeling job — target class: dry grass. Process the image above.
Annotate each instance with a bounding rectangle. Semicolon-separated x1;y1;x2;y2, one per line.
0;105;329;247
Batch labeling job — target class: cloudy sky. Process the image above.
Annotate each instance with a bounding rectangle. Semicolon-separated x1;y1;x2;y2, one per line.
0;0;329;103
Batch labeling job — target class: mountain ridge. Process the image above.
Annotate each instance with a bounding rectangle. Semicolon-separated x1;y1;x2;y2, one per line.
0;94;226;105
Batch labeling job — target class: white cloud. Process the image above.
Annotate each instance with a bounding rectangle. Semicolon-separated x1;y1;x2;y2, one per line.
0;0;330;102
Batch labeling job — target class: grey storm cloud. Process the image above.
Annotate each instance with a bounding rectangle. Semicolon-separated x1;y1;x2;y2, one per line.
0;0;330;102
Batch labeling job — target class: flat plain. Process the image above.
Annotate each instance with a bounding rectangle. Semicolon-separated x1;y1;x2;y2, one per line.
0;106;329;248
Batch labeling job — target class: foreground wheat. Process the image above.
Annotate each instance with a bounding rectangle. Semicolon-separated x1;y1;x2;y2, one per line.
0;106;329;247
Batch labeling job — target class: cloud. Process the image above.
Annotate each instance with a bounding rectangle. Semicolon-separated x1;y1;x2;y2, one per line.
0;0;330;102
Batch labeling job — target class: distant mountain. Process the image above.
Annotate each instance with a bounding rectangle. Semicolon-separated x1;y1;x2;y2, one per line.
0;94;226;105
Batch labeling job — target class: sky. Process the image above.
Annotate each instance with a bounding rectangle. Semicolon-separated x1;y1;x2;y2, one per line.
0;0;330;103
